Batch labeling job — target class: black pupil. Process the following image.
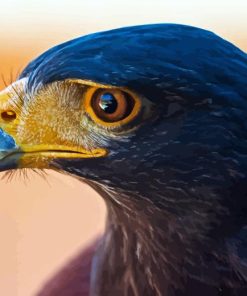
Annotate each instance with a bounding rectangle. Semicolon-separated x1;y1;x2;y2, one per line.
99;93;118;114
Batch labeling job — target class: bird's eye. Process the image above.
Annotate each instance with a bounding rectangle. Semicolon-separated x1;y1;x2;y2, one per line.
91;90;134;123
83;87;141;127
98;93;118;114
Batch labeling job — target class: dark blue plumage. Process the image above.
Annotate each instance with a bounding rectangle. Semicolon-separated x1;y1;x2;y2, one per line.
21;24;247;110
18;24;247;295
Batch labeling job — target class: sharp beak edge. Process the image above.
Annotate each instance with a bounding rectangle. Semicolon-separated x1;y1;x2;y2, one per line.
0;128;20;171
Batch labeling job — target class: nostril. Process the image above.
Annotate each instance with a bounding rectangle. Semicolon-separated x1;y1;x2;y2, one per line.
1;110;17;122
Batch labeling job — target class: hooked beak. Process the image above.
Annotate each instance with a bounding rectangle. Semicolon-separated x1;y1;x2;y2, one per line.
0;128;21;171
0;81;23;172
0;79;108;172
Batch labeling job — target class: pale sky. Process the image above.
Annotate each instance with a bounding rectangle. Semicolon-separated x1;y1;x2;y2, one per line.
0;0;247;49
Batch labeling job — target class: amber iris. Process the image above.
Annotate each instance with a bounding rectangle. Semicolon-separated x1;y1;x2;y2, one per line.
91;89;134;123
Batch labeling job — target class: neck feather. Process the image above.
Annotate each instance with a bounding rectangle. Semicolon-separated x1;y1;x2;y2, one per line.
83;180;246;296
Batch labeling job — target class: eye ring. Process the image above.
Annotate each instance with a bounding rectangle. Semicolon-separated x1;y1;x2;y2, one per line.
83;87;141;127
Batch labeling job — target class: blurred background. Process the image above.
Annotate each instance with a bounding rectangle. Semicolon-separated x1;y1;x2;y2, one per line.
0;0;247;295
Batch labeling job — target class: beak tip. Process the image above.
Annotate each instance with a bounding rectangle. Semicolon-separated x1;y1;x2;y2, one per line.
0;128;18;152
0;128;20;171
